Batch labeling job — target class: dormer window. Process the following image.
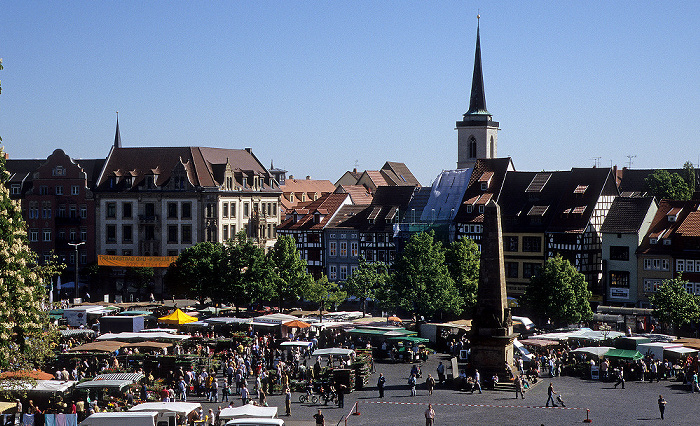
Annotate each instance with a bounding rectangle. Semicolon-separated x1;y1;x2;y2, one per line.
481;182;488;191
478;205;485;213
650;237;658;245
668;214;677;222
663;239;671;245
466;205;473;213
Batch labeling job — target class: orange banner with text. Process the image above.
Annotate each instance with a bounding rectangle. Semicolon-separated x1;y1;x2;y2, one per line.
98;255;178;268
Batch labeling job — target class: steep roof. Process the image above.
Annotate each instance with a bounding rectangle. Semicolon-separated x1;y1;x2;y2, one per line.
336;185;373;205
381;162;421;187
278;193;350;231
466;20;488;116
638;200;691;255
454;158;513;224
601;197;656;234
328;186;417;233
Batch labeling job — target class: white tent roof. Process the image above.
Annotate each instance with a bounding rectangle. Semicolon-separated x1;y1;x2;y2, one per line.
253;313;299;324
571;346;616;358
129;402;201;416
97;332;191;342
665;346;699;356
80;411;160;425
280;341;313;348
3;380;76;393
206;317;253;325
219;404;277;420
313;348;355;357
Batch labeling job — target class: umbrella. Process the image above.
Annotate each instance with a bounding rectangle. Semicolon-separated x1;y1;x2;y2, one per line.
283;320;310;329
387;316;402;322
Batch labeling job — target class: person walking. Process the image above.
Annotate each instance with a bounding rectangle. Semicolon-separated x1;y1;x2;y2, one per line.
409;373;417;396
241;383;249;405
614;368;625;389
514;375;525;399
337;384;346;408
313;409;325;426
284;387;291;416
658;395;667;420
472;369;482;394
436;362;445;385
426;374;435;396
545;382;557;407
377;373;386;398
424;403;435;426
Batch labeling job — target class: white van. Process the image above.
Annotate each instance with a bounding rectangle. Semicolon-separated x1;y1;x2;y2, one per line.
79;411;172;426
225;419;285;426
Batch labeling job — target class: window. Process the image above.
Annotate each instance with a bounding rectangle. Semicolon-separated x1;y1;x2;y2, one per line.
522;262;541;279
522;236;541;253
504;236;518;252
481;182;488;191
71;185;79;195
123;225;133;243
644;279;663;293
272;203;277;216
106;225;116;243
329;242;337;257
687;259;696;273
69;253;76;265
230;202;236;218
69;229;76;241
53;166;65;176
182;202;192;219
58;230;65;240
122;202;132;218
351;242;358;257
55;186;63;195
58;204;66;218
340;265;348;280
609;246;629;261
181;225;192;244
145;225;155;241
478;205;485;213
329;265;337;280
80;252;87;264
505;262;519;278
80;228;87;241
223;225;229;241
42;201;52;218
29;229;39;242
468;136;477;158
145;203;156;218
677;259;685;272
106;202;116;218
10;184;20;195
39;186;48;195
69;205;77;218
168;202;178;219
243;202;250;218
340;241;348;257
168;225;178;243
610;271;630;287
80;205;88;219
222;203;229;218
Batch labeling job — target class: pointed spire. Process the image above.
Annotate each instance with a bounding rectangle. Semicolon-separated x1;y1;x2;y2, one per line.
466;16;489;116
114;111;122;148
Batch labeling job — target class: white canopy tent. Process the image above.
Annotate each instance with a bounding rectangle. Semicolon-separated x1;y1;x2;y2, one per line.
97;332;191;342
219;404;278;420
571;346;616;358
280;341;313;349
129;402;201;417
312;348;355;357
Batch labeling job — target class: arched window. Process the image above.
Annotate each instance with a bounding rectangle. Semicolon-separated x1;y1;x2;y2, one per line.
490;136;495;158
469;136;477;158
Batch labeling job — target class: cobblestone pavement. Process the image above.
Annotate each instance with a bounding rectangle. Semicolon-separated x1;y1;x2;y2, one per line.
194;354;697;425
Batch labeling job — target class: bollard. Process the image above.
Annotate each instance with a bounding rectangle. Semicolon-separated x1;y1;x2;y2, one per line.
583;408;592;423
352;401;361;415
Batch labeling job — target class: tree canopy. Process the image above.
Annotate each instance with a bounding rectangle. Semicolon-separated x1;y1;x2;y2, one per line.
268;235;313;312
649;275;700;331
305;275;347;321
344;257;389;316
165;241;225;303
645;168;693;200
389;231;463;320
445;237;480;309
220;232;275;312
523;254;592;326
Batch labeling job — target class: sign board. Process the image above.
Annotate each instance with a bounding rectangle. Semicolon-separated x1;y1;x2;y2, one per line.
609;288;630;299
590;365;600;380
98;255;177;268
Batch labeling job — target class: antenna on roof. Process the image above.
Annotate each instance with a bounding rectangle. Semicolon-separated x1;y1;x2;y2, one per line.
354;159;359;169
591;157;601;168
626;155;636;169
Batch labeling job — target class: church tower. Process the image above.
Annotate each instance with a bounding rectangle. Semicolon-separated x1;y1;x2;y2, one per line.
457;17;499;169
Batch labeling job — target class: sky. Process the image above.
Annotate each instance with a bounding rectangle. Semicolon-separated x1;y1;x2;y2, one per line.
1;2;699;186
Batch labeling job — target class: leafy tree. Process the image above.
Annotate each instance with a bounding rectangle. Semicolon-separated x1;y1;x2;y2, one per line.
683;161;696;192
445;237;480;309
645;169;692;200
305;275;347;321
523;254;592;326
649;275;700;332
268;235;313;312
344;257;389;316
220;232;275;312
165;242;225;303
124;267;154;294
390;231;463;321
0;146;60;369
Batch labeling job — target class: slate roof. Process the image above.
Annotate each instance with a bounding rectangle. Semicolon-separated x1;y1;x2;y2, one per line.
498;171;566;233
327;186;417;233
601;197;656;234
453;158;513;224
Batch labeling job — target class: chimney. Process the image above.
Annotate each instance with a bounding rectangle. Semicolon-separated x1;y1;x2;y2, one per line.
353;168;357;173
306;176;310;180
289;175;294;180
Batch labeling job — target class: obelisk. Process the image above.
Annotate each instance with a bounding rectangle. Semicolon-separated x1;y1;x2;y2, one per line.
470;200;517;375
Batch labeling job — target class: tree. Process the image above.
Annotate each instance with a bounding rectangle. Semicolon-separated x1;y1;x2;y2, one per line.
164;242;225;303
390;231;463;321
0;146;60;369
445;238;480;309
649;275;700;332
268;235;313;312
219;232;275;312
523;254;592;326
305;275;347;321
645;169;692;200
344;257;389;316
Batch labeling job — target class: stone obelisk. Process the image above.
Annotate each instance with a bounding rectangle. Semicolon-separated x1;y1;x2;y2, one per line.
470;200;517;375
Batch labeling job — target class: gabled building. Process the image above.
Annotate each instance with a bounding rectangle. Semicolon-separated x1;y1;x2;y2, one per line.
276;193;352;278
279;175;336;215
601;197;657;306
334;161;420;193
6;149;104;297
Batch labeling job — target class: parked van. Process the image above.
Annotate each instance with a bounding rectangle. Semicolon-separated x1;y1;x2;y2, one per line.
225;419;285;426
79;411;176;426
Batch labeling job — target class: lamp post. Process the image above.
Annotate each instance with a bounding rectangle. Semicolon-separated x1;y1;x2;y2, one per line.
67;241;85;300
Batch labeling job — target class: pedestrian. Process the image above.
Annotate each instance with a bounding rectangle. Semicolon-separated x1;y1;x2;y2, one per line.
241;383;249;405
409;373;417;396
284;387;291;416
222;382;229;402
614;368;625;389
424;403;435;426
259;388;267;406
437;362;445;385
377;373;386;398
313;409;325;426
337;383;346;408
426;374;435;396
545;383;557;407
658;394;667;420
472;369;482;394
514;375;525;399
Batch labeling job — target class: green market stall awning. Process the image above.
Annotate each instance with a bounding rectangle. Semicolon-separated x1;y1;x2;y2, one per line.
604;349;643;360
387;336;429;344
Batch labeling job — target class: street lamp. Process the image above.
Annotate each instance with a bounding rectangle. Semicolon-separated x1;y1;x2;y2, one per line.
67;241;86;300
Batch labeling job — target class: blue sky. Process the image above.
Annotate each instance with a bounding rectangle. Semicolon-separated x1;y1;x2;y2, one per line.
1;2;699;186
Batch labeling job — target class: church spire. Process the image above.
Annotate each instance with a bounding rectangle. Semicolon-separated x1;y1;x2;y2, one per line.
114;112;122;148
466;16;489;116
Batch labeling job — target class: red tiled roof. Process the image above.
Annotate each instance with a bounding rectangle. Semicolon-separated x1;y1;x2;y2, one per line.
677;211;700;237
478;171;494;182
